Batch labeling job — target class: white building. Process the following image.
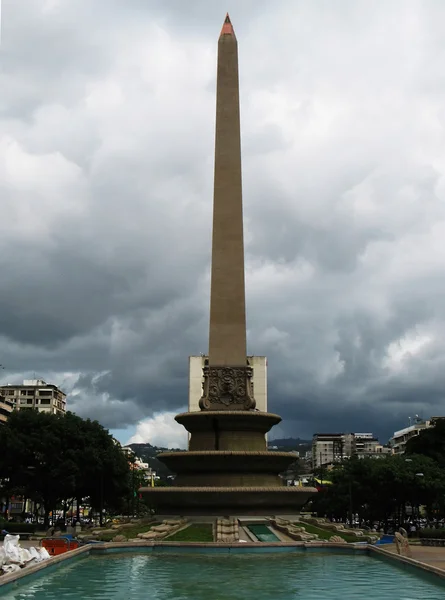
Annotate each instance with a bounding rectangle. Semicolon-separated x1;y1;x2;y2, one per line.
0;395;13;424
188;356;267;412
121;446;158;481
0;379;66;416
389;418;432;454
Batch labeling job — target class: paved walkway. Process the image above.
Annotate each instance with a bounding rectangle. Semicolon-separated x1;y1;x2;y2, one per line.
383;543;445;571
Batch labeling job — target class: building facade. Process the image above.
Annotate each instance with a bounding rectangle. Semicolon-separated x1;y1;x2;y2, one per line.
312;433;355;468
0;379;66;416
188;356;267;412
353;432;381;458
0;395;13;424
312;432;390;468
389;419;432;454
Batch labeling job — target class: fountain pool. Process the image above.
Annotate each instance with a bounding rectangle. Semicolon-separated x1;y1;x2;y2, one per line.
0;552;443;599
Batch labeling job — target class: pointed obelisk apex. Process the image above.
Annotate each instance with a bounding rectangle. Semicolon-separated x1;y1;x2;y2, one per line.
200;16;255;411
220;13;236;38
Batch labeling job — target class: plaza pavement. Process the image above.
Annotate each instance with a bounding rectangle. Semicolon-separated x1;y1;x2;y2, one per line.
384;543;445;571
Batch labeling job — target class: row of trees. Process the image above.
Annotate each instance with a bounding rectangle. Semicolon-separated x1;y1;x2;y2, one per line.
0;410;132;527
310;420;445;529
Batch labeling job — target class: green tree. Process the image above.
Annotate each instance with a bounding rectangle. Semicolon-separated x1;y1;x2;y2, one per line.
311;454;445;528
0;410;130;527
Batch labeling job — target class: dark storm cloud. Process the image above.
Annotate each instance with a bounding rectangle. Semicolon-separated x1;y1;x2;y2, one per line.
1;0;445;445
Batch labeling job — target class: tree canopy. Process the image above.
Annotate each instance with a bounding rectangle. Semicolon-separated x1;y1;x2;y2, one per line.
0;410;130;526
311;453;445;528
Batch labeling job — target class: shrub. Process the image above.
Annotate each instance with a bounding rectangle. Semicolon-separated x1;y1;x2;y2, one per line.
418;528;445;539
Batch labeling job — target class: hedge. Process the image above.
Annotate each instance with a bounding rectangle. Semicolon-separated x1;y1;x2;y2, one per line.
418;528;445;539
0;523;36;534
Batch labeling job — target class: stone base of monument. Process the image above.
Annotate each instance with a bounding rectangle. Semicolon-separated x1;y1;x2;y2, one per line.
140;410;317;516
140;486;317;516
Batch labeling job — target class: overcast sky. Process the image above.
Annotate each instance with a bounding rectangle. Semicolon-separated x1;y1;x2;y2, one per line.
1;0;445;448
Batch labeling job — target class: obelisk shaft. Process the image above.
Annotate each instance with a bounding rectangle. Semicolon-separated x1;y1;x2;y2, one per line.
208;16;247;366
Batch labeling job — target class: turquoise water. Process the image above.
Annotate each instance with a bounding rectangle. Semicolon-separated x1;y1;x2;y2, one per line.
1;553;444;599
247;524;280;542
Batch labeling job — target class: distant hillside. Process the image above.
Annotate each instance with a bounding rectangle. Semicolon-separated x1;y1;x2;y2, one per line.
127;442;154;455
126;442;183;480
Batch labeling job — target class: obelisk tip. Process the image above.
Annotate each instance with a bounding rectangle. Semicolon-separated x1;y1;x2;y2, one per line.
220;13;235;37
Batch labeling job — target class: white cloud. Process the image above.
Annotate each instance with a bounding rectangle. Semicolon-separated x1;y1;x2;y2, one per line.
127;412;188;448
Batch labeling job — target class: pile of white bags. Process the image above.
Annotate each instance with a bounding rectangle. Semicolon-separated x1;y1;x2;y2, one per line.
0;535;51;575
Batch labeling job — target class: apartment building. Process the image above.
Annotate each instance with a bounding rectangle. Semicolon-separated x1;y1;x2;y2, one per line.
390;417;445;454
0;379;66;416
353;432;381;458
312;432;389;468
312;433;355;468
0;395;13;424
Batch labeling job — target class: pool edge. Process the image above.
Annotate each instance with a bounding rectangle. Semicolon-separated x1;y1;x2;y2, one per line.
0;544;91;593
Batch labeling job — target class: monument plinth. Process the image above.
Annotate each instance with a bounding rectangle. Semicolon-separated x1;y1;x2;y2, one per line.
140;15;316;516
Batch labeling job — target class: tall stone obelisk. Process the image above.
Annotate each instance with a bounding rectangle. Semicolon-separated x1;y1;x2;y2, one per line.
140;16;318;514
200;14;255;412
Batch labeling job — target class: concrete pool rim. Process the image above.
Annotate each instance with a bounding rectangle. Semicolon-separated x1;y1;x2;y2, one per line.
0;541;444;594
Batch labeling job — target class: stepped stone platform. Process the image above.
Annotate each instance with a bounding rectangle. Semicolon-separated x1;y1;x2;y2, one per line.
141;410;316;516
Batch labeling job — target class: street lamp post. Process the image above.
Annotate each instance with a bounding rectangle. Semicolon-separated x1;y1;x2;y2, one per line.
99;469;104;527
131;463;136;518
348;479;354;527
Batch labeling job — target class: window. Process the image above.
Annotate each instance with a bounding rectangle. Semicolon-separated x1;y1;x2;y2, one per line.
38;390;52;397
20;390;27;396
8;390;14;396
27;390;34;396
26;399;33;405
40;399;51;405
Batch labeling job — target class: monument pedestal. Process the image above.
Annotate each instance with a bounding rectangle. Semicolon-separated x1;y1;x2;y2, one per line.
140;411;316;516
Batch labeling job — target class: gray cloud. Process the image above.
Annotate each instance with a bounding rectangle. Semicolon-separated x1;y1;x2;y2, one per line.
1;0;445;443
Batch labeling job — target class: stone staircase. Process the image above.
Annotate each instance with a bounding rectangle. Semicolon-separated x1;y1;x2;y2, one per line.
215;518;239;542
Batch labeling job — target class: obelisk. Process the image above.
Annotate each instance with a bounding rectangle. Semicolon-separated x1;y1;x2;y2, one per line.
200;14;255;411
140;16;318;514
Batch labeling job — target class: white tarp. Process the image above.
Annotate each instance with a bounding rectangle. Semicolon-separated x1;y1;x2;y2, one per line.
1;534;51;575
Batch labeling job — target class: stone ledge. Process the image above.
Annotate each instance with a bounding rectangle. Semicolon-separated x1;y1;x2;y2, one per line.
159;451;295;457
139;486;318;492
175;411;282;419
